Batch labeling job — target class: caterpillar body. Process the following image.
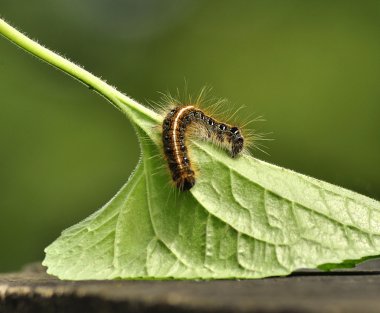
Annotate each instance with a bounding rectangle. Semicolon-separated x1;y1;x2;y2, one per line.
162;105;244;191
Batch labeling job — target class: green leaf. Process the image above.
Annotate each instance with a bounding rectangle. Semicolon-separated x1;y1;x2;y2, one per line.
1;18;379;280
42;117;380;279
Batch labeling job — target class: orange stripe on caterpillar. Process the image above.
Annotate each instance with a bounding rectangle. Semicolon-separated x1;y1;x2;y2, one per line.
162;105;244;191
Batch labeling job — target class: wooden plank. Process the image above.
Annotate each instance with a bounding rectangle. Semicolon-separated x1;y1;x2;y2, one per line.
1;262;380;313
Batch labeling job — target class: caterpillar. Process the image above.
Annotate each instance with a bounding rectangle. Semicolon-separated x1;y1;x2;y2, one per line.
162;105;244;191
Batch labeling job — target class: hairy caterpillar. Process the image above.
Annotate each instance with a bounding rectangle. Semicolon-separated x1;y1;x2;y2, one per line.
162;105;245;191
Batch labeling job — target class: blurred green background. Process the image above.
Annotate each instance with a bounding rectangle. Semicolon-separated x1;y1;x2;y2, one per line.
0;0;379;272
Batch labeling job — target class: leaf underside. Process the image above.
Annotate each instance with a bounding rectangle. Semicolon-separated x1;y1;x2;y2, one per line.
43;124;380;280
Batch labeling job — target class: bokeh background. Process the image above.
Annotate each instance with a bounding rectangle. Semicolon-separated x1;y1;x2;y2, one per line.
0;0;379;272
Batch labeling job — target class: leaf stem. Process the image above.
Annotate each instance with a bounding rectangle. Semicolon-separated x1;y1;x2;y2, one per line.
0;18;160;123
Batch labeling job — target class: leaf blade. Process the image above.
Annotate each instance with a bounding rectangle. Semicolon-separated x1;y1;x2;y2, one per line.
43;124;380;279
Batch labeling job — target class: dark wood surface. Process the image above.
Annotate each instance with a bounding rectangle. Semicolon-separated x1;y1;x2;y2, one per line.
1;261;380;313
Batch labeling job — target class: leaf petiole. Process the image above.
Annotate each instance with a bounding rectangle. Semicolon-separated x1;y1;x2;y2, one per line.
0;18;160;129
